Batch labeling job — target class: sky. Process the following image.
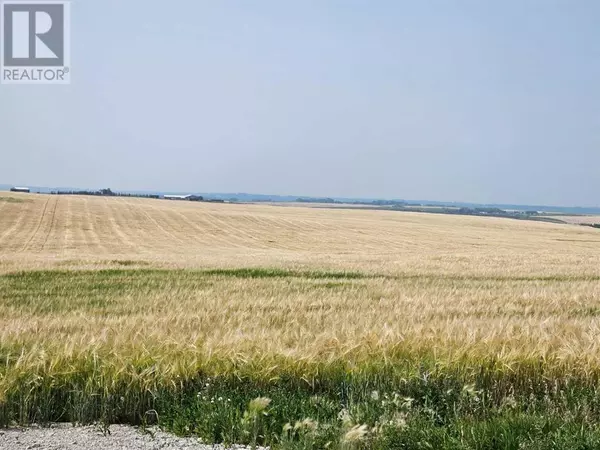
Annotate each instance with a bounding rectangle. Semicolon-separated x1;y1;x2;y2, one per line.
1;0;599;206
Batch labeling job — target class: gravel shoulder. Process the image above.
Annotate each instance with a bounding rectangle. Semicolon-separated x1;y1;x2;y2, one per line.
0;424;264;450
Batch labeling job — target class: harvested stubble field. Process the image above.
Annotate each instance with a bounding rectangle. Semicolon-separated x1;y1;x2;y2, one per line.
2;192;600;449
548;215;600;226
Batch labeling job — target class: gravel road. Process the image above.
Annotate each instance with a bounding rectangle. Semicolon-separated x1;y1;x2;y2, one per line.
0;424;266;450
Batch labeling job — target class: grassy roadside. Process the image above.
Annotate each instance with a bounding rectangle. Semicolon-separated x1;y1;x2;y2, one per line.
2;267;600;448
4;360;600;448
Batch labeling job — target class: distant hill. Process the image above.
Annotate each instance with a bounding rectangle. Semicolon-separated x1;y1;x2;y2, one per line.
1;184;598;215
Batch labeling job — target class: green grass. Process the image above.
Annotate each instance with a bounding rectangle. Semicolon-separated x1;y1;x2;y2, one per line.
0;196;28;203
4;266;598;283
4;362;600;448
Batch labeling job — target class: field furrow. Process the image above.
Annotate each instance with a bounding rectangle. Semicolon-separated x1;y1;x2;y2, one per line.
41;196;60;251
18;197;51;253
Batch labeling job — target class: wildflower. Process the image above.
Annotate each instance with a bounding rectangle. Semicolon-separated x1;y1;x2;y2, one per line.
501;395;517;410
310;395;323;405
371;391;379;401
248;397;271;413
390;412;408;429
338;408;353;429
294;418;318;432
462;383;481;399
401;396;414;409
343;424;369;444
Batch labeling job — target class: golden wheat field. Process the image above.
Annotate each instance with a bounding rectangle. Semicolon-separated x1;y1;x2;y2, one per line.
1;191;600;372
1;192;599;277
3;190;600;447
549;215;600;225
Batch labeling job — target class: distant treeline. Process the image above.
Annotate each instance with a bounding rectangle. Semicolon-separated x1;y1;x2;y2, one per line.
393;205;547;220
51;188;159;199
296;197;338;204
454;207;539;217
296;197;409;207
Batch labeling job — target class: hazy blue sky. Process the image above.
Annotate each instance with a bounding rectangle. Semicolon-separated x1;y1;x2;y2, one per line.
1;1;598;205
